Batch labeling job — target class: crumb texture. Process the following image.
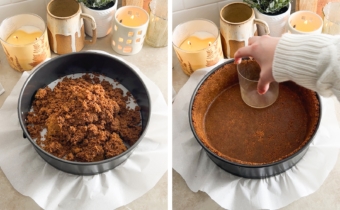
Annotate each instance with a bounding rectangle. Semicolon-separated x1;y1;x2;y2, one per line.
192;62;320;165
26;74;142;162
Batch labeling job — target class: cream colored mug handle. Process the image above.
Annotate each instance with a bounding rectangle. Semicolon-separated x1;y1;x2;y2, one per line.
80;13;97;44
254;19;270;35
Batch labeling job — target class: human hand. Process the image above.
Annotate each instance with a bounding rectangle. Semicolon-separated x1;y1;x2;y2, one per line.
234;35;280;94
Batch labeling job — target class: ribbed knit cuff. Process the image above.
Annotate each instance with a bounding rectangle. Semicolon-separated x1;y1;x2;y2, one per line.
273;34;332;90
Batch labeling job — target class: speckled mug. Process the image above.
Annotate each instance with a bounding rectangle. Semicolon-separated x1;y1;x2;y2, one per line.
220;2;270;58
47;0;97;54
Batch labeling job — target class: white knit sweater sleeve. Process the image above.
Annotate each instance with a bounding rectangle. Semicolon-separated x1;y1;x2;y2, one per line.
273;34;340;101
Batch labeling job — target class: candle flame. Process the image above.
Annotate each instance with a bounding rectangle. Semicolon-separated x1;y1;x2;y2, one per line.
14;36;18;39
304;20;308;24
208;42;212;46
187;41;191;45
131;15;134;20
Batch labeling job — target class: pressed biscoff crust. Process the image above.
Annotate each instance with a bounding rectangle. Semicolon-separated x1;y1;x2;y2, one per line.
26;74;142;162
192;62;320;165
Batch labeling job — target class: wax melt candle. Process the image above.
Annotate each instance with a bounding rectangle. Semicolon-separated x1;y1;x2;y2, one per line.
6;26;42;45
179;31;215;51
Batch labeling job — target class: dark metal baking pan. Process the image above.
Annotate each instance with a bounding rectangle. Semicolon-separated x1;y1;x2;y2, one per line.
189;59;321;179
18;52;151;175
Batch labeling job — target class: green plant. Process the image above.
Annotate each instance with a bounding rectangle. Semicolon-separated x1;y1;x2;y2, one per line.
77;0;115;9
243;0;290;14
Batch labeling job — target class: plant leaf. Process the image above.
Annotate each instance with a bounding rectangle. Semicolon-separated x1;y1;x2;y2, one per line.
76;0;115;8
243;0;290;14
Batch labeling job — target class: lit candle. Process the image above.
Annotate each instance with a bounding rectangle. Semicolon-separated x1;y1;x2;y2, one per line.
172;19;223;75
112;6;149;55
6;26;42;45
288;11;323;34
0;14;51;72
116;7;148;27
179;32;215;51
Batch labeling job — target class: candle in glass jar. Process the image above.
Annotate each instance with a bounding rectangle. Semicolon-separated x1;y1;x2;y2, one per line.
288;11;323;34
117;8;148;27
323;2;340;35
294;19;318;32
145;0;168;47
172;19;223;75
6;26;42;45
179;31;215;51
0;14;51;72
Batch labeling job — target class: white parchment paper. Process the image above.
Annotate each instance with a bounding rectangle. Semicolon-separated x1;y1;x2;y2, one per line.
0;53;168;210
173;62;340;210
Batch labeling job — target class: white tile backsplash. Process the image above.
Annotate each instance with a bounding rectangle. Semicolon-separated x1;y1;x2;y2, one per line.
0;0;39;6
11;0;27;3
183;0;220;9
0;0;47;22
218;0;241;11
0;0;11;6
172;0;184;12
173;3;220;30
172;0;243;29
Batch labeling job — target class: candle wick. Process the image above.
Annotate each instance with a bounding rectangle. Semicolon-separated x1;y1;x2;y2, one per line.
14;36;18;39
188;41;191;46
208;42;211;46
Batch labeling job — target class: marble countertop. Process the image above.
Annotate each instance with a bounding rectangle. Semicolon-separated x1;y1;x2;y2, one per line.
172;58;340;210
0;35;168;210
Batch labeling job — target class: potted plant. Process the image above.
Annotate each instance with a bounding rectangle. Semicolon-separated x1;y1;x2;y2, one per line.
244;0;291;37
77;0;117;38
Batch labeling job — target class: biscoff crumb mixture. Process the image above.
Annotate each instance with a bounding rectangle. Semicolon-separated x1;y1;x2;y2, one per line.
26;74;142;162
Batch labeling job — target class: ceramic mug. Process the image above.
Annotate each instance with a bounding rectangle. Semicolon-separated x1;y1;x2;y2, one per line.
220;2;270;58
47;0;97;54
